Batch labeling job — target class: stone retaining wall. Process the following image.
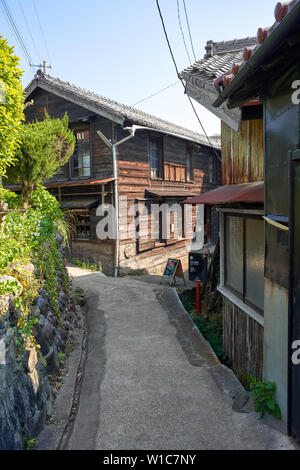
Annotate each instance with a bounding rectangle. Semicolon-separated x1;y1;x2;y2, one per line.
0;236;79;450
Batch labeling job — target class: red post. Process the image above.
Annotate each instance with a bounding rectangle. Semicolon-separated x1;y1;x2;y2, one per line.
196;282;201;313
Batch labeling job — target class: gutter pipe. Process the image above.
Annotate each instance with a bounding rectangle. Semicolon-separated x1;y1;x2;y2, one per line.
97;127;136;278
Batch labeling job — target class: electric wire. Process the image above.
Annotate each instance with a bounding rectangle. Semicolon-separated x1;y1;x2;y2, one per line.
32;0;52;65
132;81;180;107
155;0;221;162
0;0;33;64
183;0;197;62
18;0;41;64
177;0;192;64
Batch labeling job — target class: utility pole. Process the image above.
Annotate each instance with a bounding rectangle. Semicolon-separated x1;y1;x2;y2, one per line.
30;60;52;74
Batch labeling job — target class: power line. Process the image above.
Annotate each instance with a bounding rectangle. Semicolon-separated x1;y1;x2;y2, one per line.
183;0;197;62
18;0;41;64
155;0;221;162
0;0;33;64
177;0;191;64
32;0;52;65
132;81;180;107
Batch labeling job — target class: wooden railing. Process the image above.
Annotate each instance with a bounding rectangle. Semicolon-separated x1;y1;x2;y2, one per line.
164;163;187;182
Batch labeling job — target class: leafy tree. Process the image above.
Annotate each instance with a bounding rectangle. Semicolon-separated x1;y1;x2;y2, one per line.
0;36;24;177
6;113;75;206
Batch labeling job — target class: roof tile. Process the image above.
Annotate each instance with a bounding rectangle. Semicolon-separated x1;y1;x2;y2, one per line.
212;0;300;94
26;72;220;149
181;38;257;92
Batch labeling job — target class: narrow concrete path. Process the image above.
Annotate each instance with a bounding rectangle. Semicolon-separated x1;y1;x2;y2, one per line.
65;269;294;450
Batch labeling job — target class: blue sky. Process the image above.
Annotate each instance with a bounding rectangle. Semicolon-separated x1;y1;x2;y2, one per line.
1;0;277;136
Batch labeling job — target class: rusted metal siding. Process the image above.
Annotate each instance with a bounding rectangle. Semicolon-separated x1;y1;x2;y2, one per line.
223;298;264;380
221;120;264;185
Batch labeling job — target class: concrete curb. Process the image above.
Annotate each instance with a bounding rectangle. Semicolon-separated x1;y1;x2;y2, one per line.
173;288;296;441
172;288;221;368
172;288;256;412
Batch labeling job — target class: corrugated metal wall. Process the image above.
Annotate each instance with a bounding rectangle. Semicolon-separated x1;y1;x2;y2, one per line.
221;120;264;185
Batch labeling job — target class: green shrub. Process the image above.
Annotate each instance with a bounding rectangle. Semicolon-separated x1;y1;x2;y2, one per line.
247;376;282;420
0;36;24;177
0;186;71;345
6;112;75;206
71;258;102;272
180;292;229;364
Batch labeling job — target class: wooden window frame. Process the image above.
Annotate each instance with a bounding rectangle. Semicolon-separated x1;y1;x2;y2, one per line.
149;134;164;180
70;126;92;180
136;201;156;254
218;208;265;324
163;163;187;183
162;145;194;183
71;208;92;241
186;145;194;182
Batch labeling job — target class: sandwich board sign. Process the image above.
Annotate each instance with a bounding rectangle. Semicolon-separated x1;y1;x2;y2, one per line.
160;259;186;286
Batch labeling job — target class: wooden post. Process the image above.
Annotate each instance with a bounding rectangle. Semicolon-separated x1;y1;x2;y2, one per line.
101;183;105;205
196;282;201;313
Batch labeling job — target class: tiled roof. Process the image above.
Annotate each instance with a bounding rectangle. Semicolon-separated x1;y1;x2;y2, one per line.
181;37;257;92
212;0;300;95
204;37;257;58
25;71;220;149
181;52;244;93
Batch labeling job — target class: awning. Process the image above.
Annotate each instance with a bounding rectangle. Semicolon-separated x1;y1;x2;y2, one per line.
146;189;199;199
61;198;99;209
5;177;115;192
46;177;115;188
184;181;264;205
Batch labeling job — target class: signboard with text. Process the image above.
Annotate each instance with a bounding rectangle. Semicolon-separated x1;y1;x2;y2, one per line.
188;253;208;283
160;259;186;286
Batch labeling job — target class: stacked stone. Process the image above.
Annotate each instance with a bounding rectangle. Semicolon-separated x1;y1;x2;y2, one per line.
0;234;80;450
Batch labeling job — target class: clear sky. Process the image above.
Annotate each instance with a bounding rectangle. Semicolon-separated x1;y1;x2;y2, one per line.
1;0;277;136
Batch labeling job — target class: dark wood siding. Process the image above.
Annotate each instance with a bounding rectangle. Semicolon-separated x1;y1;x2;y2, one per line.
24;87;221;276
116;124;221;274
223;298;264;380
25;89;114;182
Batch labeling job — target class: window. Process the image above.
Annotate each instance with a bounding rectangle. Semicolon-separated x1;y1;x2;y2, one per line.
71;129;91;178
149;136;163;179
223;213;264;314
72;209;91;240
136;202;155;253
163;164;186;182
186;146;193;182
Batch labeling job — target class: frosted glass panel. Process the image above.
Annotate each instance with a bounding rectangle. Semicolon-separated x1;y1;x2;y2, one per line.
225;216;243;294
83;167;91;177
245;218;264;311
82;155;90;167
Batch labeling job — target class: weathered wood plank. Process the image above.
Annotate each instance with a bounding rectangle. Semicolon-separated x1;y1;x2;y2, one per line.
223;298;264;380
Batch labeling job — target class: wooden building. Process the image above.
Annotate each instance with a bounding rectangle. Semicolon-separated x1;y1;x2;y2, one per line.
207;0;300;439
182;38;265;381
23;71;221;276
183;0;300;434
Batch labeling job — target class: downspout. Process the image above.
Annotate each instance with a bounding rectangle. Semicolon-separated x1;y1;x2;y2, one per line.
97;127;135;278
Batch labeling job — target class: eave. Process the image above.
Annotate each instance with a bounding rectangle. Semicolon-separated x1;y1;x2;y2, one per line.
185;81;242;131
26;78;125;126
213;1;300;108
